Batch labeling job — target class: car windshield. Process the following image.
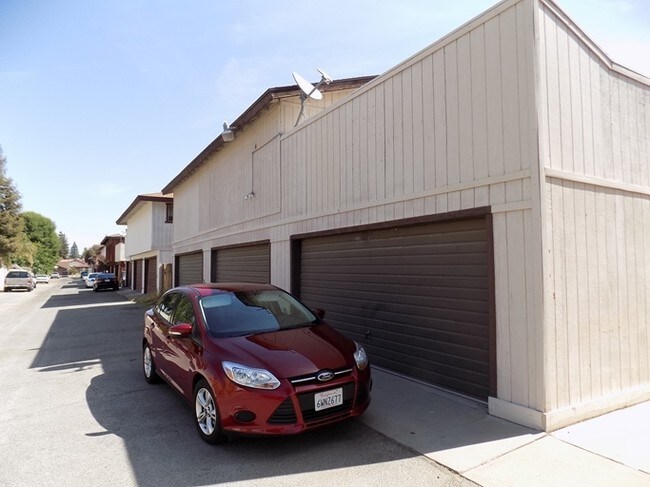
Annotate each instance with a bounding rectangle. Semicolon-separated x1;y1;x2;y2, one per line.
199;289;318;337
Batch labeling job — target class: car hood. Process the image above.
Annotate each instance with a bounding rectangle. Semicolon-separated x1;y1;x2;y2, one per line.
209;324;355;378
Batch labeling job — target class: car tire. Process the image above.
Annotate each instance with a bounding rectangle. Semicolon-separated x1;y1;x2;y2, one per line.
3;288;9;292
193;380;226;444
142;343;160;384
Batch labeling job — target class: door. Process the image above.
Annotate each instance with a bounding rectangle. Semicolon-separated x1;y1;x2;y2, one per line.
297;218;491;399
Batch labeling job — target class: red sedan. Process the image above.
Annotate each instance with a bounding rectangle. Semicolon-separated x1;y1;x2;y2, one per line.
142;283;371;444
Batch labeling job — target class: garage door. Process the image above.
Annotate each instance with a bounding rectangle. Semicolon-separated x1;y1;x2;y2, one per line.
298;218;491;399
133;260;142;292
212;243;270;283
145;257;157;293
176;252;203;286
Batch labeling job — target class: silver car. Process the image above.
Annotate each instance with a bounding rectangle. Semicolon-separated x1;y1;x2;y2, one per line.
4;270;35;292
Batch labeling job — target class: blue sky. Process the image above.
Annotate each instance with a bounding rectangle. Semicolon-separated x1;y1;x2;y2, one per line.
1;0;648;251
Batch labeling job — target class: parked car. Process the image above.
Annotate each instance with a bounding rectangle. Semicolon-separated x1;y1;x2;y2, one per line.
35;274;50;284
80;271;88;280
4;270;35;292
50;272;60;279
93;272;119;291
142;283;371;444
85;273;99;288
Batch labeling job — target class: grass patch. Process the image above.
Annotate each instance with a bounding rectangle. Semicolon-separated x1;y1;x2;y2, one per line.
133;292;160;306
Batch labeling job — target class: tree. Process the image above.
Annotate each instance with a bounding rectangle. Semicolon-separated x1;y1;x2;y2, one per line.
58;232;69;258
69;242;79;259
20;212;60;273
82;245;102;266
0;147;24;265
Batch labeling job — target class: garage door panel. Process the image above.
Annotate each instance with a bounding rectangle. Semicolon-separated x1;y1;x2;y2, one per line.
331;311;490;352
369;342;489;397
308;286;489;325
299;218;491;399
371;341;490;377
315;289;489;314
214;244;269;284
372;322;489;353
177;253;203;286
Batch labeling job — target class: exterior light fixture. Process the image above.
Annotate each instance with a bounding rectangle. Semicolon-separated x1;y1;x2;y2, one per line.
222;121;235;142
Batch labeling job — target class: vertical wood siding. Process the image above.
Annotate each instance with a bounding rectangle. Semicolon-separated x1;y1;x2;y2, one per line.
538;3;650;411
279;0;541;409
170;0;542;408
125;204;153;255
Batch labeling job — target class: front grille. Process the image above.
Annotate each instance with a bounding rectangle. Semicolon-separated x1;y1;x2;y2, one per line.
268;397;297;424
289;367;353;386
298;383;355;423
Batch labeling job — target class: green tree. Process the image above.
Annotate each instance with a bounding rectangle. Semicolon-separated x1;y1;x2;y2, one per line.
58;232;69;258
69;242;79;259
82;244;102;267
0;147;24;265
20;212;60;273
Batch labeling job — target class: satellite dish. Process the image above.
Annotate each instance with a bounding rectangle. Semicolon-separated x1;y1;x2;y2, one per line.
291;68;334;127
292;71;323;100
316;68;332;84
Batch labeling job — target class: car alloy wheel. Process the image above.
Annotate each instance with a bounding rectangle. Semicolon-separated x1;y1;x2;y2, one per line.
142;344;159;384
193;380;226;444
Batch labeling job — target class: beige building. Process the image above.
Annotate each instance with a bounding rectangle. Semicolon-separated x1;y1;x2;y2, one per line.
116;193;174;293
160;0;650;431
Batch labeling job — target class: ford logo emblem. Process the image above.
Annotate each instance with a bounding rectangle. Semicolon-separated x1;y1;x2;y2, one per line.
317;371;334;382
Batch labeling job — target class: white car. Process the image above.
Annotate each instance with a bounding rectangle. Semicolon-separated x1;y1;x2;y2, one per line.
35;274;50;284
85;272;99;288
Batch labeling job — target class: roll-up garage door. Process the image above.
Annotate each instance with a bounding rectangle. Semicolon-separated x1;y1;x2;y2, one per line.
298;218;491;399
176;252;203;286
145;257;157;293
212;243;270;283
133;260;142;292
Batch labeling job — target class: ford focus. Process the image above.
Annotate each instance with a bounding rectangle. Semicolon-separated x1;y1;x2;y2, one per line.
142;283;371;444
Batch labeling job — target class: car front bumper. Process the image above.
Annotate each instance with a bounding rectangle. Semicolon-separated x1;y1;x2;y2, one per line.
215;370;372;437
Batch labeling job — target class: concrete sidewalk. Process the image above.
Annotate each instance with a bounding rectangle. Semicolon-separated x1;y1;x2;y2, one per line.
363;368;650;486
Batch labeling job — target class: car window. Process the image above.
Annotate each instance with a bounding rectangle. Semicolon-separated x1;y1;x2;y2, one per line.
173;295;196;326
7;271;28;278
156;292;179;323
200;290;317;337
172;294;201;342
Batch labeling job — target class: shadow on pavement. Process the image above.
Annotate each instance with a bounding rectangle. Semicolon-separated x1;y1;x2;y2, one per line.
29;288;426;486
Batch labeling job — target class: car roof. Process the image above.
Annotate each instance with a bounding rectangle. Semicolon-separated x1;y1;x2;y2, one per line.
174;282;278;297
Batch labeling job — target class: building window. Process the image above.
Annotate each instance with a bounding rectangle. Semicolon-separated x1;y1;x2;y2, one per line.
165;203;173;223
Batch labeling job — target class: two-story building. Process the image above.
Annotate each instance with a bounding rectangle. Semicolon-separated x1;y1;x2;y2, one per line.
142;0;648;432
99;234;127;282
116;193;173;293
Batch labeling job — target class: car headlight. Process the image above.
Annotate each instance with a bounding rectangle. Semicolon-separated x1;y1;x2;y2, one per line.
222;361;281;390
354;342;369;370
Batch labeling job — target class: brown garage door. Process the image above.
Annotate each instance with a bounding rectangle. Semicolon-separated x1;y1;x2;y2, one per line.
133;260;142;292
212;243;270;283
298;218;491;399
176;252;203;286
145;257;157;293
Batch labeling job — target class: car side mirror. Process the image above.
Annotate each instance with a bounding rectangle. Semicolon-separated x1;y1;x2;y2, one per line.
312;308;326;319
168;323;193;338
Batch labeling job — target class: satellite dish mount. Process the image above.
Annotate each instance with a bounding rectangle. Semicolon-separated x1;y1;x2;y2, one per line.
292;68;332;127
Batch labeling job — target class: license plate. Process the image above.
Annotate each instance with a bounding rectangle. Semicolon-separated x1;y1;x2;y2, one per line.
314;388;343;411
